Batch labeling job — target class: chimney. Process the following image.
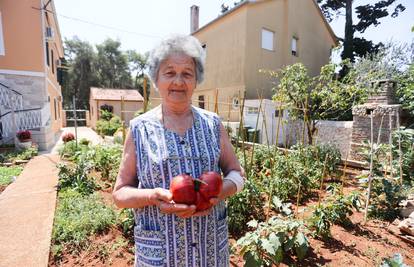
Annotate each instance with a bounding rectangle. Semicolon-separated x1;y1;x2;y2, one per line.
190;5;199;34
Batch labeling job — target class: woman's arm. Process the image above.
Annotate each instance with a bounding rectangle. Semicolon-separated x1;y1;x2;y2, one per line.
112;130;196;218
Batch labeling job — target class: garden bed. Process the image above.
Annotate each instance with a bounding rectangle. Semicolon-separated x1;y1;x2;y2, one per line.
0;146;38;194
49;140;414;266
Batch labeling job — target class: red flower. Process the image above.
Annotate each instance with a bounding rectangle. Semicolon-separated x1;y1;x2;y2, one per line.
62;132;75;143
16;130;31;141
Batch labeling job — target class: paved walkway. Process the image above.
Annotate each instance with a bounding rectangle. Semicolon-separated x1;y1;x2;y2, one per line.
0;127;103;267
0;154;59;267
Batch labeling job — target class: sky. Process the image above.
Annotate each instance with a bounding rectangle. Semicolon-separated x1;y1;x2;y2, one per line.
53;0;414;56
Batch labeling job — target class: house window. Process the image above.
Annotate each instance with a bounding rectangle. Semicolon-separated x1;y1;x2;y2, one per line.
247;107;259;115
54;98;57;120
261;28;274;51
51;49;55;74
46;42;50;66
275;109;284;117
291;37;298;56
198;95;205;109
0;12;5;56
58;99;61;119
202;44;207;55
232;97;239;109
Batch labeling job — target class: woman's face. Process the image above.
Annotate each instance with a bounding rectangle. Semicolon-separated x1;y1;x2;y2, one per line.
156;53;197;106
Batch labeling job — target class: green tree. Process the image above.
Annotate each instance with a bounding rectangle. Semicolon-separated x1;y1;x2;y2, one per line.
317;0;406;62
63;37;99;109
127;50;149;97
269;62;365;144
95;38;132;89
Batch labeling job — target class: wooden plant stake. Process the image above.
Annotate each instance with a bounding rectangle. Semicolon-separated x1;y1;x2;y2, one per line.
397;112;403;184
389;112;394;178
363;113;374;224
318;153;329;206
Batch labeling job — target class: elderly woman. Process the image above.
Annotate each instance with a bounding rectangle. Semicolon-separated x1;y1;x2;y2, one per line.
113;34;244;267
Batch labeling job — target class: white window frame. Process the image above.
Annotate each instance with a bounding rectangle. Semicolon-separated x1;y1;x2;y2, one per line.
0;12;5;56
261;28;274;51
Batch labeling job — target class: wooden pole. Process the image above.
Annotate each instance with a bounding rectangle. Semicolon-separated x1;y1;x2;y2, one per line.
214;88;219;114
397;111;403;184
143;77;148;112
72;95;78;148
389;112;394;178
364;113;374;224
318;154;329;205
121;96;126;144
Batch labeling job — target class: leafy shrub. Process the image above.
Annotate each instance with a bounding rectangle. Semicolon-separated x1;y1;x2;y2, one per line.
0;166;23;186
79;138;90;146
227;178;265;237
308;186;361;239
366;178;407;221
100;109;113;121
236;216;309;266
15;146;38;160
96;115;122;136
51;189;116;256
90;145;122;181
58;140;89;160
381;253;409;267
57;160;96;195
117;208;135;239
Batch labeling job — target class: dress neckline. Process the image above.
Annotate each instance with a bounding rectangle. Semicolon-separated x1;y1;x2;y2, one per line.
159;105;197;138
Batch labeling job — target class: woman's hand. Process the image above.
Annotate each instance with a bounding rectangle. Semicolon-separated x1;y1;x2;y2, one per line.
150;188;196;218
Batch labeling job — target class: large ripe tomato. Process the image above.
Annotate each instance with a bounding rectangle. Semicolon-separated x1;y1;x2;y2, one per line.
170;172;222;211
196;171;223;211
170;174;196;205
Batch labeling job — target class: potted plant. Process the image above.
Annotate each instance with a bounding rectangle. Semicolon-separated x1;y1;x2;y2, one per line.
16;130;32;150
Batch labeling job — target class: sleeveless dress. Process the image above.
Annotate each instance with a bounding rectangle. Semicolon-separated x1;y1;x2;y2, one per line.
129;105;229;267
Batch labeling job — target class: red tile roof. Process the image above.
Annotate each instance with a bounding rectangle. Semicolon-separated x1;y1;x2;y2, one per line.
90;87;144;101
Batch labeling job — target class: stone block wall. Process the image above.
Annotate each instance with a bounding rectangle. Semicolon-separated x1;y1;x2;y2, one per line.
315;121;353;158
0;74;47;108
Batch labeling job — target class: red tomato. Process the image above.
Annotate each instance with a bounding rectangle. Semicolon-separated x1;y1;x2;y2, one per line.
170;174;196;205
169;172;222;211
196;172;223;211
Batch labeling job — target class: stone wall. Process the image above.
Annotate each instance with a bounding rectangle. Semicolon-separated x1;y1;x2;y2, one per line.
0;74;58;150
0;74;47;108
314;121;353;158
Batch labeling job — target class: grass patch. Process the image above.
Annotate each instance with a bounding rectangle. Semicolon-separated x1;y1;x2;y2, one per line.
0;166;23;186
51;189;116;258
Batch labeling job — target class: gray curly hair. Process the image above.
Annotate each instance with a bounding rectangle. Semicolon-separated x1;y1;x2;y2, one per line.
148;34;206;85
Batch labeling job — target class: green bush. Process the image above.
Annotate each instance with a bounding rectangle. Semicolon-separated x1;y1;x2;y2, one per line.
227;177;265;237
58;140;89;160
15;146;38;160
117;208;134;239
96;115;122;136
0;166;23;186
100;109;113;121
51;189;116;256
236;216;309;266
57;160;96;195
308;186;361;239
89;144;122;181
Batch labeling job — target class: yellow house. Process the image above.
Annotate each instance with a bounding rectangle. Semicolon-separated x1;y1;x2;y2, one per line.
89;87;144;129
150;0;337;121
0;0;64;150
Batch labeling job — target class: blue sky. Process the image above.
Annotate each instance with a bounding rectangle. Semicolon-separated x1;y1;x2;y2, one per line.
54;0;413;56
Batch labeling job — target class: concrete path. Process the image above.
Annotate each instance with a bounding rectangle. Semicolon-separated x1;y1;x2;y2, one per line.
0;154;60;267
49;126;103;154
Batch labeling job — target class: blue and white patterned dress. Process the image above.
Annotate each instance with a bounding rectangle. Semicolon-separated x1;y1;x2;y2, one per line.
129;105;229;267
